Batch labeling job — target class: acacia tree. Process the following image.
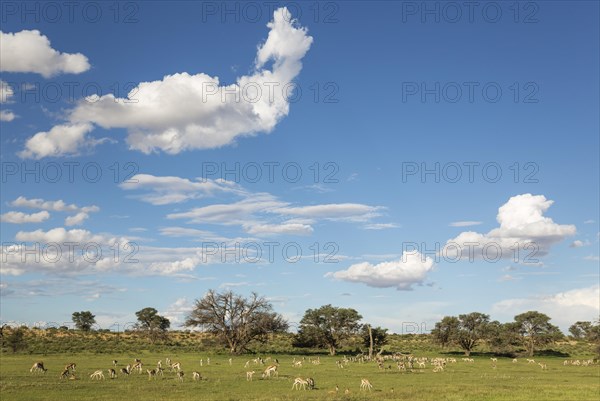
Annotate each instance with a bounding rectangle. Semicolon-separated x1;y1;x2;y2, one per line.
72;311;96;332
184;290;288;354
361;325;388;357
569;321;593;339
431;316;460;348
431;313;490;356
514;311;562;357
456;312;490;356
135;307;170;343
296;305;362;355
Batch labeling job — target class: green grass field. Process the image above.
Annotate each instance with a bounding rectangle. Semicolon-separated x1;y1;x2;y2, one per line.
1;353;598;401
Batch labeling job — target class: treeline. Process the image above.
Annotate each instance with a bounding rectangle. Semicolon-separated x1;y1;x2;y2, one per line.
431;311;600;357
2;290;599;357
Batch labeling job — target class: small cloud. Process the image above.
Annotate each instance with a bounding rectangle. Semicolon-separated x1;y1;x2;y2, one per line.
363;223;400;230
449;221;482;227
570;240;590;248
584;220;595;224
498;274;518;282
347;173;359;182
584;255;599;262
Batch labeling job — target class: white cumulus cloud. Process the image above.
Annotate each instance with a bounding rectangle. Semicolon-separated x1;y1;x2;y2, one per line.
18;123;104;159
326;251;435;290
24;8;312;157
0;30;90;77
443;194;576;260
0;211;50;224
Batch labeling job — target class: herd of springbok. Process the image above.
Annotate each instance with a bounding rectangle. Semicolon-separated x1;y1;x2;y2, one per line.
28;353;598;393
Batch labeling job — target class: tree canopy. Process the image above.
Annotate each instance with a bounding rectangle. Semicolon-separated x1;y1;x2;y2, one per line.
134;307;170;343
71;311;96;331
184;290;288;354
295;304;362;355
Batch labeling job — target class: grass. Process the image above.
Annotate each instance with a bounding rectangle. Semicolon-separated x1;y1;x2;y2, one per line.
1;353;598;401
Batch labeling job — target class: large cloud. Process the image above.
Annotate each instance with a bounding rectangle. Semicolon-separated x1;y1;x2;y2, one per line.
0;30;90;77
492;285;599;330
443;194;576;261
21;8;313;158
326;251;435;290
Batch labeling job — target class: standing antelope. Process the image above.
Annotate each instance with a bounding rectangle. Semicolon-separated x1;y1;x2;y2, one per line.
246;371;255;381
170;362;182;372
112;360;118;367
228;358;232;366
147;369;157;380
30;362;47;373
59;369;71;379
176;371;184;382
90;370;105;380
108;368;116;379
262;364;278;378
360;379;373;391
192;371;201;381
120;368;130;376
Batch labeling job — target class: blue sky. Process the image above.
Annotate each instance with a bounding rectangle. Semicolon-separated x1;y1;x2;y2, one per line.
1;1;598;333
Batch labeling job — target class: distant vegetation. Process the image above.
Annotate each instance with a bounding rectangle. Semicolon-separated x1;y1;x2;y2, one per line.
1;290;598;358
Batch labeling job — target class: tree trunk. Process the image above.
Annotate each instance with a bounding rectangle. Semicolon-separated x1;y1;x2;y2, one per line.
329;345;336;355
368;325;374;360
464;349;471;356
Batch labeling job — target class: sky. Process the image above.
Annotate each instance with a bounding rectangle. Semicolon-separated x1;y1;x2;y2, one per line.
0;1;598;334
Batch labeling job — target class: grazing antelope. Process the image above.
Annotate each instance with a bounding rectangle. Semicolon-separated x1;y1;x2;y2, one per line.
246;371;255;381
513;359;518;363
292;377;309;390
30;362;47;373
538;363;547;370
90;370;105;380
132;362;143;374
192;371;201;381
262;364;278;378
125;364;132;374
170;362;182;372
306;377;315;390
527;359;535;364
64;363;76;371
360;379;373;391
490;358;497;363
147;369;157;379
176;371;184;382
328;385;340;395
344;388;351;395
108;368;116;379
112;360;118;367
59;369;71;379
156;367;164;376
120;368;130;376
293;361;302;367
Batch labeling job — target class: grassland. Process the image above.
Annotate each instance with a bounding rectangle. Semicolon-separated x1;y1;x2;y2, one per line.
1;352;599;401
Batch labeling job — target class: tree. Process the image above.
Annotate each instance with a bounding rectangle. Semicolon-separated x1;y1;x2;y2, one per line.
184;290;288;354
431;316;460;348
569;321;593;339
135;307;170;343
72;311;96;331
4;327;28;353
296;305;362;355
431;313;490;356
361;325;388;357
455;312;490;356
489;321;518;352
514;311;562;357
